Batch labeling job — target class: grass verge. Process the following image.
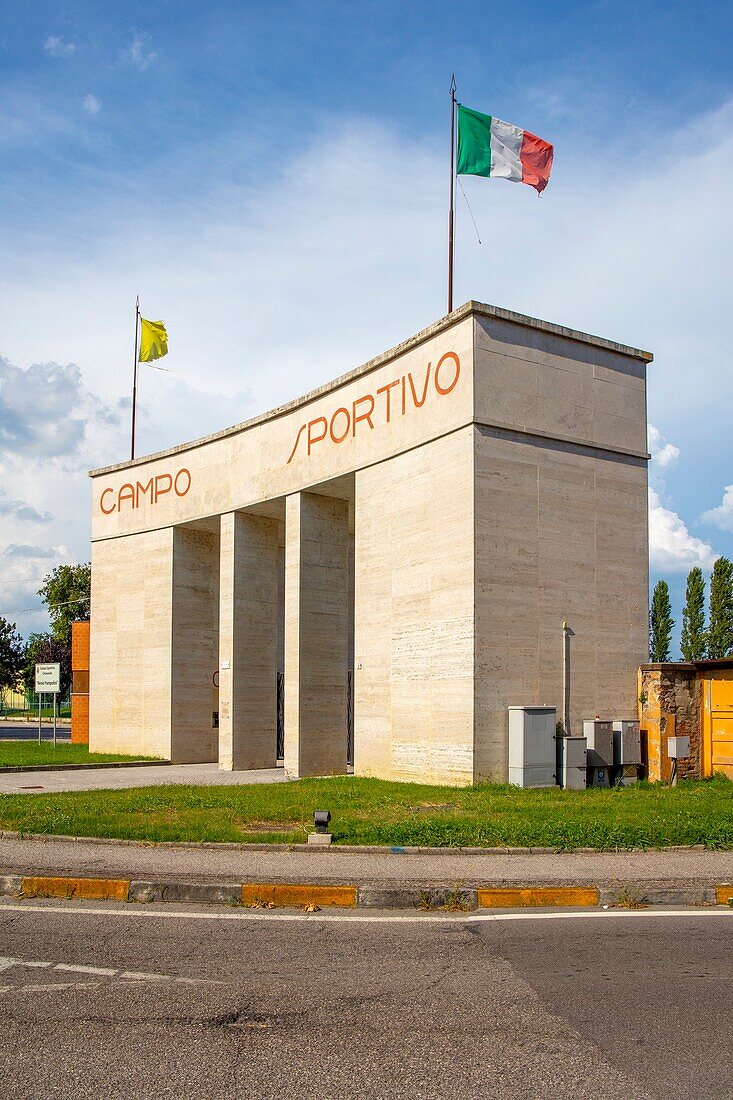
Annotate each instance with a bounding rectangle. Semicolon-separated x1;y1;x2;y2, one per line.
0;775;731;848
0;743;162;768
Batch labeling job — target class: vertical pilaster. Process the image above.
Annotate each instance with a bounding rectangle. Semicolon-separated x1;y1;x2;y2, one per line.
218;512;279;771
171;526;219;763
284;492;350;778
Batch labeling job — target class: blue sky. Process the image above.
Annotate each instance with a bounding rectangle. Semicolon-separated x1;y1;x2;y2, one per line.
1;0;732;646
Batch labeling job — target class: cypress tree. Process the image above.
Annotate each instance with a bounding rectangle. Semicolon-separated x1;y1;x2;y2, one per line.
708;556;733;659
680;566;707;661
649;580;674;662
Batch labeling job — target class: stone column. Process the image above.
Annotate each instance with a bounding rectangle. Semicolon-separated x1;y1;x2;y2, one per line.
284;492;350;778
218;512;279;771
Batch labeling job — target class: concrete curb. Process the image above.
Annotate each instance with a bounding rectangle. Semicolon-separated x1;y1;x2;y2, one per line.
0;761;171;774
0;873;731;912
0;830;713;855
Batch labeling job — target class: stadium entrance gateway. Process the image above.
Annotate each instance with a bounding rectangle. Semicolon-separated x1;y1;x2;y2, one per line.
88;301;652;785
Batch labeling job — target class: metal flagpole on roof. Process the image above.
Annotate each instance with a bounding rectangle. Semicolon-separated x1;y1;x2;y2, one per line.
448;74;457;315
130;295;140;460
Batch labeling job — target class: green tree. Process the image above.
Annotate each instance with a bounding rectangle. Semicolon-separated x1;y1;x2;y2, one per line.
0;616;23;693
38;562;91;647
22;633;72;698
680;566;707;661
649;580;674;662
708;556;733;659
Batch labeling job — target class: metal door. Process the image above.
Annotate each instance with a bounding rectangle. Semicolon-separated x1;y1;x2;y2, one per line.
703;671;733;778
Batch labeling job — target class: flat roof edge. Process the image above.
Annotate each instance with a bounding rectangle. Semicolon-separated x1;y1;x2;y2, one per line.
470;301;654;364
90;300;653;478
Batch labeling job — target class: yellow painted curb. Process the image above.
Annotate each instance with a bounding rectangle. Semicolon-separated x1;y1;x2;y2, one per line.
21;876;130;902
241;883;357;908
478;886;599;909
715;885;733;905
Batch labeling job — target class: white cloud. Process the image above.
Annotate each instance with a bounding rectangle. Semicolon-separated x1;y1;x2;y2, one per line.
0;490;51;524
43;36;76;58
82;94;101;116
3;99;733;622
122;34;157;71
701;485;733;533
648;424;679;468
3;545;57;559
0;353;251;635
0;542;71;634
649;487;718;573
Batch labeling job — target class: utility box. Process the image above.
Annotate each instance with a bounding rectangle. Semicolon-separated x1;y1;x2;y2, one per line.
557;735;587;790
612;719;641;785
613;720;641;765
668;736;690;759
583;720;614;766
508;706;557;788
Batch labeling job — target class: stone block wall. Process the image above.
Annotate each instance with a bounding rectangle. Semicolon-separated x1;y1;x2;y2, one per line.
638;664;701;781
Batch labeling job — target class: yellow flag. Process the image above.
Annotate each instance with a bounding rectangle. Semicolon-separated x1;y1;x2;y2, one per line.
139;317;168;362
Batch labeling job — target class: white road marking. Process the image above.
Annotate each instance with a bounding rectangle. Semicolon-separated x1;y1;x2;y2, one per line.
0;953;220;989
54;963;117;976
0;902;731;925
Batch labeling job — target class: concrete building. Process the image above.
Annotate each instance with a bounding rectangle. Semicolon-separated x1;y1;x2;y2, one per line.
89;301;652;785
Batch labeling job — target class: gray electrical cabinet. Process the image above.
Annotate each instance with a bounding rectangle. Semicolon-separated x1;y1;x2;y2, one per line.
613;720;641;765
508;706;557;788
613;719;641;786
583;720;614;766
557;736;587;789
584;720;613;788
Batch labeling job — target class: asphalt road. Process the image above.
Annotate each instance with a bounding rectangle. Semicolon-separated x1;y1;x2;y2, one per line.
0;902;730;1099
0;725;70;741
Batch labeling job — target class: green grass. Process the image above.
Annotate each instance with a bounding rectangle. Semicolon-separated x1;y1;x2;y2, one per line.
0;774;731;849
0;743;162;768
2;707;71;718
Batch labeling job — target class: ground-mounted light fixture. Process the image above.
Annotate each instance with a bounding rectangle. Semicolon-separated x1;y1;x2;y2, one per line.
308;809;332;846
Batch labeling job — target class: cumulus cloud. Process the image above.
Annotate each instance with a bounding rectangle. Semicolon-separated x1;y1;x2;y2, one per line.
0;542;70;627
2;97;733;615
82;94;101;115
3;544;57;559
648;424;680;468
0;356;120;458
0;490;51;524
701;485;733;533
122;34;157;70
649;487;718;572
0;349;251;634
43;36;76;58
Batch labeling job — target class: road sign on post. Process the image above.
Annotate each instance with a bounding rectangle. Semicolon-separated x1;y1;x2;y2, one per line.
35;664;61;693
35;663;61;745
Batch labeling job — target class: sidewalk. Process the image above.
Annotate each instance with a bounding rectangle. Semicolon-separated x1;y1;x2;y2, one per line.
0;763;285;793
1;833;731;910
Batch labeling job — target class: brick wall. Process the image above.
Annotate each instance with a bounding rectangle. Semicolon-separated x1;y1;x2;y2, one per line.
71;620;90;745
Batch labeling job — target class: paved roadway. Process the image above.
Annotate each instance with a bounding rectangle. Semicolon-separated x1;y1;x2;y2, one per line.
0;900;730;1098
0;725;70;742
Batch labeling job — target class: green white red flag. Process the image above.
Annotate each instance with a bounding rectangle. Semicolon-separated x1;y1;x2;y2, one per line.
456;104;554;194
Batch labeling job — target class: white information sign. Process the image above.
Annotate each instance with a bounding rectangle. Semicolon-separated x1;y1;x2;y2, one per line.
35;663;61;693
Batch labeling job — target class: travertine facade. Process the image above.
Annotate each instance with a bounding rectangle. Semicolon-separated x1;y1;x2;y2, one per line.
89;301;651;784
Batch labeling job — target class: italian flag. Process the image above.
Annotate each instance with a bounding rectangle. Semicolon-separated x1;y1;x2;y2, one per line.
456;104;554;194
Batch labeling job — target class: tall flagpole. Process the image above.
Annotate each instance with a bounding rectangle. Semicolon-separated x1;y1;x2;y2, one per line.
130;295;140;460
448;74;457;315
